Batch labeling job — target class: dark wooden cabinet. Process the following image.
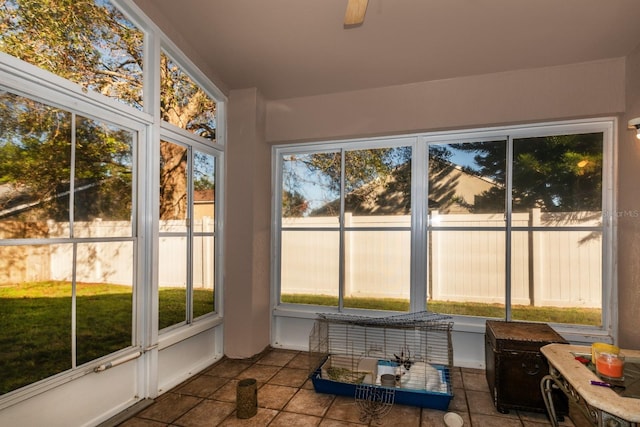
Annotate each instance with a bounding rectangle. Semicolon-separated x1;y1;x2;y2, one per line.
485;320;569;416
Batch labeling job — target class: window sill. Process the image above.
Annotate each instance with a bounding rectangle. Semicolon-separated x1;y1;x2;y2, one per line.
158;314;223;351
272;305;612;344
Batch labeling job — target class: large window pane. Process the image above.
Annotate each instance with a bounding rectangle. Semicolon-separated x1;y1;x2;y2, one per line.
281;229;340;306
427;140;506;317
510;133;603;324
512;133;603;221
428;140;506;218
280;152;341;306
510;230;602;326
344;147;411;218
158;235;187;330
193;151;215;319
75;116;134;231
342;147;411;310
0;244;73;394
0;91;72;230
282;152;341;217
160;140;188;227
161;53;217;140
428;229;506;318
279;147;412;311
193;152;216;219
343;229;410;311
0;89;138;395
193;236;214;319
0;0;144;110
159;142;218;329
76;242;133;366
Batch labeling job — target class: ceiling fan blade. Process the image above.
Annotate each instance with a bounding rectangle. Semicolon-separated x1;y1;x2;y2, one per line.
344;0;368;26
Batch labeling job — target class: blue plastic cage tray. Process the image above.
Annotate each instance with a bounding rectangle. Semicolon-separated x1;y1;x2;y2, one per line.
310;357;453;411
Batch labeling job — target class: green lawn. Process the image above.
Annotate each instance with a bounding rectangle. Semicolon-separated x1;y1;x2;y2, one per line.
281;294;602;326
0;281;213;395
1;282;600;395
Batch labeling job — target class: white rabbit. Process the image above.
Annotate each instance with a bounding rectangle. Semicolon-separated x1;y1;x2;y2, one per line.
393;349;447;392
398;361;445;392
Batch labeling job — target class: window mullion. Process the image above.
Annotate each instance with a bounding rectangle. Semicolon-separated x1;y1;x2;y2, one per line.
505;136;514;321
411;140;427;312
70;112;77;368
338;150;346;311
186;147;194;324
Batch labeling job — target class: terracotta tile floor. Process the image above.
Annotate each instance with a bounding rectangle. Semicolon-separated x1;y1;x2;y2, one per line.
115;348;576;427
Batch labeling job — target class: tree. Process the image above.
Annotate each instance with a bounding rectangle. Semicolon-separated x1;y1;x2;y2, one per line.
282;190;308;217
0;0;144;108
0;0;217;221
449;133;602;213
288;134;602;218
289;147;412;216
0;0;140;222
159;53;217;220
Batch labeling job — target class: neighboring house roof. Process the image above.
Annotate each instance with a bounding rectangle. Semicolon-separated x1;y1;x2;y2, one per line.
0;183;53;219
429;163;499;214
0;181;114;220
0;184;215;220
194;189;214;203
0;183;33;214
310;160;499;216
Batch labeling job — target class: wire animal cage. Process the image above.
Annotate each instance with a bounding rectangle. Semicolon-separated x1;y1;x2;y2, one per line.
308;311;454;411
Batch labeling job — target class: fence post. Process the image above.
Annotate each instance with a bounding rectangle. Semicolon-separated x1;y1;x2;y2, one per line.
530;208;541;307
344;212;352;299
429;211;439;301
203;216;213;289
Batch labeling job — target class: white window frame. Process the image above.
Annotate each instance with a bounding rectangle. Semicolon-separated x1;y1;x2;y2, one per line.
154;40;226;348
0;0;227;407
0;50;150;408
273;136;418;316
272;118;616;343
156;124;224;345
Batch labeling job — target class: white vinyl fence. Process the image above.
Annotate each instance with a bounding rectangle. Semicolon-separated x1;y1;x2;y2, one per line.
157;218;215;288
3;211;601;308
0;218;215;289
282;210;602;308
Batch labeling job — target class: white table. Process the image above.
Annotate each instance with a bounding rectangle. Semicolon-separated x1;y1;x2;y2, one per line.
540;344;640;427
